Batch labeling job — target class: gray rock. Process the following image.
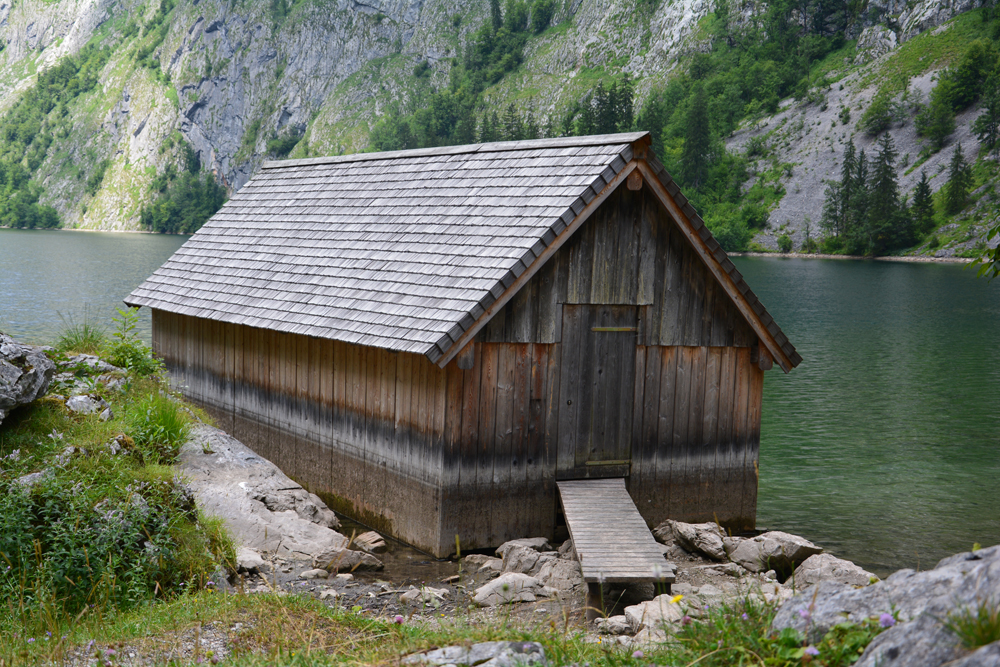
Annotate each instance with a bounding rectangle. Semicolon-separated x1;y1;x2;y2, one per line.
300;568;330;580
558;539;576;560
624;593;685;635
943;641;1000;667
500;544;583;591
653;520;728;561
319;588;340;600
312;547;384;573
403;641;546;667
400;586;448;604
64;354;121;374
14;470;49;490
65;394;109;415
465;554;503;573
236;547;269;574
791;554;877;589
727;531;823;574
0;333;56;425
772;543;1000;667
595;615;633;636
98;406;113;422
496;538;552;559
472;573;555;607
354;530;387;553
177;423;350;561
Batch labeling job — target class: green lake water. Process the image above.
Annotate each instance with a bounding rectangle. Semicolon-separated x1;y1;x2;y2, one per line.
1;228;997;574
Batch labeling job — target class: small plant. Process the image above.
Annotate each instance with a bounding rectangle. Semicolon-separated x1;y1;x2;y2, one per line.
55;311;107;354
105;307;162;376
127;392;190;461
928;234;941;249
944;600;1000;648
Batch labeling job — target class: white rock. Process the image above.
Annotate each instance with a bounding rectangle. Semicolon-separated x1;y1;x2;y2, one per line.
236;547;269;574
65;394;109;415
595;615;633;636
791;554;878;588
300;568;330;580
727;531;822;574
401;586;449;604
496;538;552;559
654;520;728;561
624;593;685;634
335;573;354;582
354;530;387;553
319;588;340;600
473;573;548;607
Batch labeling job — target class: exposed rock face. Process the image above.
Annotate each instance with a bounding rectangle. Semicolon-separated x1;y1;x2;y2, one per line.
312;546;384;572
772;544;1000;667
791;553;878;588
0;333;56;425
497;540;584;592
625;593;686;641
177;423;359;562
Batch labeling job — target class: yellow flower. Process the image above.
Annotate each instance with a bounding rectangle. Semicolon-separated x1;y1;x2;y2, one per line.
670;594;684;604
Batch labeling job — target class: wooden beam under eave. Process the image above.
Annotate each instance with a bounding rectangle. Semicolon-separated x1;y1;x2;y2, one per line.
636;161;794;373
432;160;642;369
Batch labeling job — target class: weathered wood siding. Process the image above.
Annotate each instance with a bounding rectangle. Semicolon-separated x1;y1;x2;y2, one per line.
151;182;767;556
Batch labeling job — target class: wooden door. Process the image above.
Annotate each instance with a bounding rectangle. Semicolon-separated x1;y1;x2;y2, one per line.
557;305;638;479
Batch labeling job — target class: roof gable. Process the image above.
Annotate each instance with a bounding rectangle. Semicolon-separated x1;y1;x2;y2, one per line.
126;132;800;372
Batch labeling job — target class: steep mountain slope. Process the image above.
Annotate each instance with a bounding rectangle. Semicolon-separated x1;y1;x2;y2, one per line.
0;0;991;241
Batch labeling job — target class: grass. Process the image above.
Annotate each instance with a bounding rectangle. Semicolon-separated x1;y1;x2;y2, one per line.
55;311;108;355
944;600;1000;649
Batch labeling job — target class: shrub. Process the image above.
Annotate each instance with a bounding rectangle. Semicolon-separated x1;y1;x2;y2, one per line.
778;233;793;252
928;234;941;249
266;132;301;158
104;307;163;376
711;219;753;252
530;0;555;33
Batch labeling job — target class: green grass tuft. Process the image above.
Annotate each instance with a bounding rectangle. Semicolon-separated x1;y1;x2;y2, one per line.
944;600;1000;649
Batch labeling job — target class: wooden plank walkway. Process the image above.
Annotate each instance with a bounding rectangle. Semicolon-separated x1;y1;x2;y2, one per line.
557;478;676;585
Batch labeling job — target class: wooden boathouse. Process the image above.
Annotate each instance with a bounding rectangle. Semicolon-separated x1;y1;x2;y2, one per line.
126;131;801;558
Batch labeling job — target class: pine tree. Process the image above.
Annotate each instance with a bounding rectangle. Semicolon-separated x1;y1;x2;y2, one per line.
846;149;870;247
912;170;935;234
681;83;711;189
490;0;503;31
867;133;901;253
501;103;522;141
944;143;974;214
973;75;1000;156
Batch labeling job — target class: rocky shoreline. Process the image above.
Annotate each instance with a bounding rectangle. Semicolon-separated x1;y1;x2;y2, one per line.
731;251;975;263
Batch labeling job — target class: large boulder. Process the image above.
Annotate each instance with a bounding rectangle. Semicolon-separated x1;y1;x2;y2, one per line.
791;554;877;589
653;520;727;561
0;333;55;425
727;531;822;575
496;538;552;559
772;544;1000;667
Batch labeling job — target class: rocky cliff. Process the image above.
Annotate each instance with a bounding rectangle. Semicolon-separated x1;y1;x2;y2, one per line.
0;0;989;240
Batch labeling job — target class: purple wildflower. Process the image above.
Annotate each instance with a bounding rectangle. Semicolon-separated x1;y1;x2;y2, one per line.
804;646;819;656
394;615;404;625
632;650;644;659
206;580;215;587
681;615;693;626
798;608;811;621
105;649;116;657
880;613;896;628
27;638;34;643
717;639;723;649
196;657;204;664
211;657;220;665
741;612;749;620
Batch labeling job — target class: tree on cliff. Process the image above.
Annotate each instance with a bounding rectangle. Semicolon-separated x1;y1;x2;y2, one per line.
681;83;711;189
912;171;935;235
943;143;974;215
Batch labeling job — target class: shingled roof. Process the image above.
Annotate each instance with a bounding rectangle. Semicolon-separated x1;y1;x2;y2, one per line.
126;132;801;371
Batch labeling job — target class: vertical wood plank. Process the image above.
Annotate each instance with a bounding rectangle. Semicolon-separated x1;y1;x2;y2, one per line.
476;343;499;545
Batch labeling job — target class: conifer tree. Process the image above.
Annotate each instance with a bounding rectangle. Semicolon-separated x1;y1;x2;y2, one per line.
944;143;974;214
973;75;1000;156
490;0;503;31
682;83;711;189
912;170;935;234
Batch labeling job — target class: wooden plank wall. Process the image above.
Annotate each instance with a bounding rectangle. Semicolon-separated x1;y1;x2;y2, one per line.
480;186;755;349
153;310;451;555
627;345;763;532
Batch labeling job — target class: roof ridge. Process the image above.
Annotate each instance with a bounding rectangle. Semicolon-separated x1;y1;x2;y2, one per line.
261;132;650;170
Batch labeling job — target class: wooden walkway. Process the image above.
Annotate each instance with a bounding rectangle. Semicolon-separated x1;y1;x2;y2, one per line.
557;478;675;585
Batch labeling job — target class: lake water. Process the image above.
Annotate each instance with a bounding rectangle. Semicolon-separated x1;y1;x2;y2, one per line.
0;228;188;345
1;229;997;575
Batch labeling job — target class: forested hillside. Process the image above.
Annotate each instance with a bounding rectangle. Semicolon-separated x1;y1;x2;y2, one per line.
0;0;998;259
